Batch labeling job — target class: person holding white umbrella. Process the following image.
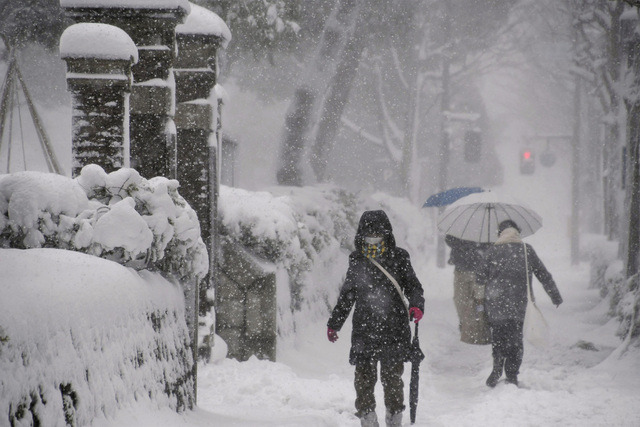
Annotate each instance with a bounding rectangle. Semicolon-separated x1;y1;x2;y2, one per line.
476;219;563;387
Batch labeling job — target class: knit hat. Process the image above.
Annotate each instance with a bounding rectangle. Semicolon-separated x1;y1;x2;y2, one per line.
498;219;521;235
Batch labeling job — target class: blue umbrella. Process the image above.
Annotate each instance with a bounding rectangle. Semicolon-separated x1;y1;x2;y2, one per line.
423;187;484;208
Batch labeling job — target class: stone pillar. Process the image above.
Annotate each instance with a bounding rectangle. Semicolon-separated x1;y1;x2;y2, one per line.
61;0;191;179
173;3;231;359
174;3;228;253
60;23;137;177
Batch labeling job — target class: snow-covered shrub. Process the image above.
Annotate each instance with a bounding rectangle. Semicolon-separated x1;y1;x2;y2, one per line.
586;233;640;346
217;184;433;338
610;272;640;343
0;248;194;426
0;168;206;419
0;166;208;282
0;170;88;249
218;185;356;335
585;233;620;296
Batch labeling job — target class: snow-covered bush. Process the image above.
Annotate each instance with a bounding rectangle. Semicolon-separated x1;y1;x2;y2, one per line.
217;184;433;338
0;167;207;421
610;272;640;343
585;233;620;297
0;248;194;426
586;233;640;346
218;185;356;336
0;166;208;282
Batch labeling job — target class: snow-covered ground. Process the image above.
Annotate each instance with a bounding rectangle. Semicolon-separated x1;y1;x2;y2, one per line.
91;245;640;427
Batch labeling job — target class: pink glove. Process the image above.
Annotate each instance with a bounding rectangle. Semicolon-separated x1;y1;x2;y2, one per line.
327;328;339;342
409;307;423;323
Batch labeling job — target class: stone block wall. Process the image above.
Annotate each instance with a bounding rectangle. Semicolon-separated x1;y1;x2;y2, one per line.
216;238;277;361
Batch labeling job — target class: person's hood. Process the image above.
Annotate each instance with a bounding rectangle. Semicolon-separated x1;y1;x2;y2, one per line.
354;210;396;251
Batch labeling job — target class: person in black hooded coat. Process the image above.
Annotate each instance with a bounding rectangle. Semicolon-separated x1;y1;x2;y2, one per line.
327;210;424;427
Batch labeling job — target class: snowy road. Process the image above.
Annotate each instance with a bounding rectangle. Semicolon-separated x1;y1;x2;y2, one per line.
96;254;640;426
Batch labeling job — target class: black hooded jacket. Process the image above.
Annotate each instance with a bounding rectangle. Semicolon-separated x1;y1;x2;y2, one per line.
327;210;425;364
445;235;492;273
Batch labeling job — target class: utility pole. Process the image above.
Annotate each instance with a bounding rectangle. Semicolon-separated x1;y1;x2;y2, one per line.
571;77;581;265
436;2;453;268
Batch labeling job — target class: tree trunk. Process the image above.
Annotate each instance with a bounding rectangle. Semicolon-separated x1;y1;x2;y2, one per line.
436;1;453;268
399;52;420;199
310;15;367;182
277;0;363;186
626;102;640;277
624;11;640;278
605;4;625;242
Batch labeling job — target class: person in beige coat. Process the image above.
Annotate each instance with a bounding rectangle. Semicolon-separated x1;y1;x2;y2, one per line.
445;235;492;344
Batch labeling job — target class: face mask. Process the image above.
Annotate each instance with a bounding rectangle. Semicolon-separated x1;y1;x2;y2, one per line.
364;236;383;245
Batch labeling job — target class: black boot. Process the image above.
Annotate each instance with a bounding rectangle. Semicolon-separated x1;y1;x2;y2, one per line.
486;357;504;388
505;374;518;386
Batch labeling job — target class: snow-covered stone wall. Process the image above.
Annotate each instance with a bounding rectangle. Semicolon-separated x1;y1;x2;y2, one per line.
0;248;194;426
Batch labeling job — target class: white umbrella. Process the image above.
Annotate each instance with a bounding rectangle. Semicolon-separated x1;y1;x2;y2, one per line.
437;191;542;243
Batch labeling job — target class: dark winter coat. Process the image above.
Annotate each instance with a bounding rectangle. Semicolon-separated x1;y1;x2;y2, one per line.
477;236;563;323
445;235;492;273
327;210;425;365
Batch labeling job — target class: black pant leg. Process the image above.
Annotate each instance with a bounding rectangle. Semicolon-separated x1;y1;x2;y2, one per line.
354;361;378;417
491;320;524;379
503;320;524;379
380;361;405;414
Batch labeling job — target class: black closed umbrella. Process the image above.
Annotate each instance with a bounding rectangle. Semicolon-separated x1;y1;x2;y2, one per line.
410;322;424;424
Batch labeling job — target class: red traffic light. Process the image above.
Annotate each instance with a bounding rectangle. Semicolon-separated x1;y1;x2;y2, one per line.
520;149;535;174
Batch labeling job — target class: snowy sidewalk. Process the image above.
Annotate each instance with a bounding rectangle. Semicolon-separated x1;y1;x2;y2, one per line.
190;256;640;426
95;256;640;426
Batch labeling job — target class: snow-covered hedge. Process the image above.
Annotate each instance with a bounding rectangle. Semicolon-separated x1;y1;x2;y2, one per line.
0;248;194;426
0;167;208;422
218;184;433;338
0;166;208;281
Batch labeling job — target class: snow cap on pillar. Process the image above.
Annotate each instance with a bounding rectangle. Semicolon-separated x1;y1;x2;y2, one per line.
176;3;232;49
60;23;138;63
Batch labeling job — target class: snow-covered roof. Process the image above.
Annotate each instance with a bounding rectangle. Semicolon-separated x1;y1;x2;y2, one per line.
60;23;139;63
176;3;231;49
60;0;191;13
